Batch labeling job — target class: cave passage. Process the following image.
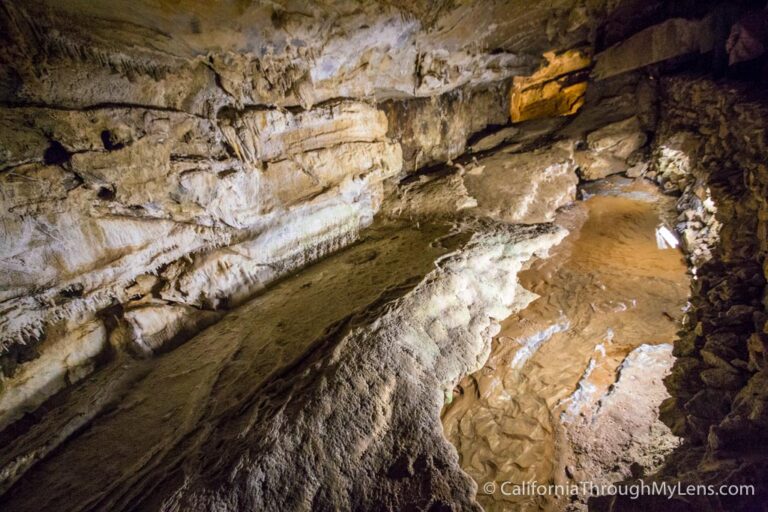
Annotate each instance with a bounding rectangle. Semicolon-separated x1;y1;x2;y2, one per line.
442;177;691;511
2;2;768;512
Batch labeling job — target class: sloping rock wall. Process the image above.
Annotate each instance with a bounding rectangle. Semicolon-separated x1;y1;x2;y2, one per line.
0;0;624;423
0;220;566;511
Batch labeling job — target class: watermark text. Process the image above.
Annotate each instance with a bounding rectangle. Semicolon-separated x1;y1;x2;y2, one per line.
481;479;755;500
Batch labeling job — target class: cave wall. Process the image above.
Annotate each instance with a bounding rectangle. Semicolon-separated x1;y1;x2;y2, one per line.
4;0;767;510
1;0;628;428
0;0;688;431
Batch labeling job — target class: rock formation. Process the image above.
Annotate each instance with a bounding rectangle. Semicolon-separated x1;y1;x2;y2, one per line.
1;1;767;511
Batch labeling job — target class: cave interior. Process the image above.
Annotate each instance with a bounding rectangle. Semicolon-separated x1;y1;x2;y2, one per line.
1;1;768;511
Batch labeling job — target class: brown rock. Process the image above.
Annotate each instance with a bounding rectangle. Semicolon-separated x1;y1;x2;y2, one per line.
699;368;745;390
509;50;590;123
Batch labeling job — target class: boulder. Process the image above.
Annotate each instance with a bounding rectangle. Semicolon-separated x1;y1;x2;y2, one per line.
575;117;648;180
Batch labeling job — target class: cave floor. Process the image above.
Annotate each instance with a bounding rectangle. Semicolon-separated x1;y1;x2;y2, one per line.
442;176;691;511
1;175;692;512
0;221;470;511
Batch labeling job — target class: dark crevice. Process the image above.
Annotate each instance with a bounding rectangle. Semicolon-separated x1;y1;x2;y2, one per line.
100;130;125;151
42;140;70;165
59;283;84;299
0;101;210;119
97;186;116;200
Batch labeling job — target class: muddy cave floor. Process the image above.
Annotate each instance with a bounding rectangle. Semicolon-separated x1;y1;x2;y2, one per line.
442;176;691;511
0;175;691;512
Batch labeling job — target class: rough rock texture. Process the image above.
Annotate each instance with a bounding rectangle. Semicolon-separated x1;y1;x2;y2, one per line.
4;2;765;511
509;50;591;123
161;224;566;512
591;77;768;511
0;320;107;432
0;221;468;499
1;3;630;505
574;116;648;181
385;144;579;225
566;344;680;488
465;145;579;224
0;0;620;113
649;131;722;270
0;0;628;425
592;17;714;80
442;177;690;512
381;81;511;174
0;100;402;428
1;101;399;334
0;220;566;511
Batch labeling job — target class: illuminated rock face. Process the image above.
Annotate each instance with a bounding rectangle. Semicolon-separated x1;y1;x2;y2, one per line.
0;3;612;496
574;116;648;181
0;1;767;511
0;0;607;354
509;50;591;123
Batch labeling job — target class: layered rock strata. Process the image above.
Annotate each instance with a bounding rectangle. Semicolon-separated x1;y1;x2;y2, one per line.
509;50;591;123
0;0;621;426
0;100;402;430
2;2;766;511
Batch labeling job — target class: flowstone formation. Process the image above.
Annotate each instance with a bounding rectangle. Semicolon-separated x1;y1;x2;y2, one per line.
1;1;768;511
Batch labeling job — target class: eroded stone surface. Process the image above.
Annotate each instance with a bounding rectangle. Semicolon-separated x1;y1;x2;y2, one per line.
0;0;628;421
385;143;579;225
566;344;681;488
0;1;614;112
2;3;766;511
574;116;648;181
0;220;566;511
465;146;578;224
593;17;714;80
510;50;591;123
591;77;768;512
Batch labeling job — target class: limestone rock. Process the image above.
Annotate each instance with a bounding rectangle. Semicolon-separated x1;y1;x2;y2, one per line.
219;102;388;164
699;368;745;390
471;117;568;154
3;3;767;511
0;321;106;432
2;1;593;112
639;77;768;511
575;116;648;180
383;171;478;220
468;126;521;153
153;224;569;512
573;151;628;181
381;81;510;173
113;303;222;357
509;50;591;123
464;147;578;224
566;344;681;487
653;130;721;269
386;142;578;225
0;101;401;351
593;17;715;80
0;221;567;511
587;116;647;160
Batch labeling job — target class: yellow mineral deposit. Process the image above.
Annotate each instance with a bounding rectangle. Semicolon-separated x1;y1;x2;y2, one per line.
509;50;591;123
